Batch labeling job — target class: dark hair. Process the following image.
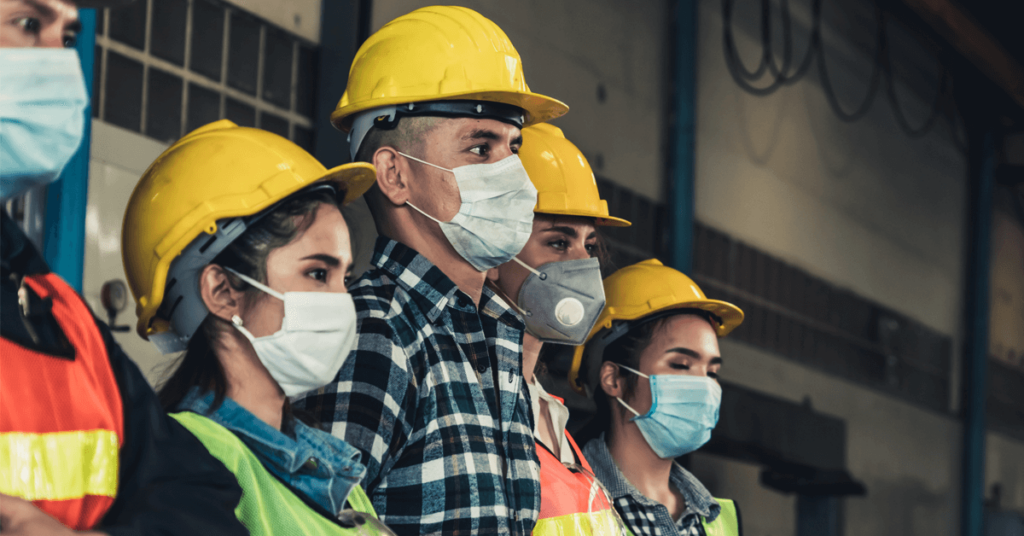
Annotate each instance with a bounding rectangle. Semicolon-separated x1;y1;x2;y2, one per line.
157;186;346;426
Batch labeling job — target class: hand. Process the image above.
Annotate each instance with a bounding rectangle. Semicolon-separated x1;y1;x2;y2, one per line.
0;494;104;536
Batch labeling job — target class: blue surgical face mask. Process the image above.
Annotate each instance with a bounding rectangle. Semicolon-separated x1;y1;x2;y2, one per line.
0;48;88;202
615;365;722;459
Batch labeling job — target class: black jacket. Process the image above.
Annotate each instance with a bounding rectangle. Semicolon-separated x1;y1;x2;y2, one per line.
1;212;248;536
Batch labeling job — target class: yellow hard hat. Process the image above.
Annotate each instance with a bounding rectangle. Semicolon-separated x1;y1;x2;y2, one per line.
122;120;376;346
331;6;568;133
520;124;631;227
568;259;744;394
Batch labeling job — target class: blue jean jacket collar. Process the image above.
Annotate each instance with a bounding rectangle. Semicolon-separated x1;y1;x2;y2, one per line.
178;388;366;515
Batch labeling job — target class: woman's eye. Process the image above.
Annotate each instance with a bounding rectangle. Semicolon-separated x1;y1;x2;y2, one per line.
585;243;597;256
669;363;690;370
708;371;719;379
548;239;568;251
63;33;77;47
17;17;42;33
344;275;353;287
469;145;489;157
307;269;328;282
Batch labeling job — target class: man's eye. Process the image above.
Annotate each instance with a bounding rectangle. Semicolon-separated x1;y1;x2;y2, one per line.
708;372;719;379
469;145;489;156
511;145;520;155
344;275;353;287
63;34;77;48
307;269;328;282
17;17;42;33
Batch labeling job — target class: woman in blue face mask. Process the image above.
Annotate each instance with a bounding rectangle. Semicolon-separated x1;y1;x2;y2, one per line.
568;259;745;536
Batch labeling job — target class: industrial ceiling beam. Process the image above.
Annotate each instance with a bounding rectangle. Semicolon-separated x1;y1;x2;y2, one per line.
902;0;1024;110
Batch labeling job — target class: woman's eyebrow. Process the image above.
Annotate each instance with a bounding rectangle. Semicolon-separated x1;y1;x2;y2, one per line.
299;254;340;267
541;226;579;238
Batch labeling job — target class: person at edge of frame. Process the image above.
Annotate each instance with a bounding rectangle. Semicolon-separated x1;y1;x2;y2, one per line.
485;123;633;535
292;5;568;536
119;119;400;535
0;0;247;534
569;260;746;536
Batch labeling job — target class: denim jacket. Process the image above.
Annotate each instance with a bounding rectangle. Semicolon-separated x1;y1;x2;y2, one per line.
177;387;366;515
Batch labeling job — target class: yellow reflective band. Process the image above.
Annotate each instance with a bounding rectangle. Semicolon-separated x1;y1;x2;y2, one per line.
534;509;633;536
0;430;119;501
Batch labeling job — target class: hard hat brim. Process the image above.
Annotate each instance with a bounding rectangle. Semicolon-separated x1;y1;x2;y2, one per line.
332;89;569;132
321;162;377;205
537;209;632;227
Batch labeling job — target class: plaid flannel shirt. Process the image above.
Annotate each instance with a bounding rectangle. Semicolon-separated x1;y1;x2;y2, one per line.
294;238;540;535
582;435;720;536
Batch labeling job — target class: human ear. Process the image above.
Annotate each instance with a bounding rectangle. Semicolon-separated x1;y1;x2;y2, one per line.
372;147;410;206
199;265;245;323
599;361;624;398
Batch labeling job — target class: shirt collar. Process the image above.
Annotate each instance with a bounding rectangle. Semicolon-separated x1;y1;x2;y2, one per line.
1;211;49;277
371;237;460;324
582;434;720;521
177;388;364;481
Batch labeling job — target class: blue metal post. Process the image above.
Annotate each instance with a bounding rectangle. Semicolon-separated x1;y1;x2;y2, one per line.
669;0;697;274
313;0;366;168
961;129;994;536
43;8;96;292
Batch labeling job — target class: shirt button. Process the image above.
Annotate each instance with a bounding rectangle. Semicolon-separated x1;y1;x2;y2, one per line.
508;370;516;383
303;457;319;471
477;362;488;373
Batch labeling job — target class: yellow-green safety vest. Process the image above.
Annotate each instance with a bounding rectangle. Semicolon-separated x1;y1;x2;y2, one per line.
171;411;384;536
702;498;740;536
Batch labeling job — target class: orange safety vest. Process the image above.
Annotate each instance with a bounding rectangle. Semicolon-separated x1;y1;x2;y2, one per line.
535;415;625;534
0;274;124;530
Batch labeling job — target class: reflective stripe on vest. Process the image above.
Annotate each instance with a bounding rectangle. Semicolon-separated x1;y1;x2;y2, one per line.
702;498;740;536
170;411;384;535
0;274;124;530
534;431;628;536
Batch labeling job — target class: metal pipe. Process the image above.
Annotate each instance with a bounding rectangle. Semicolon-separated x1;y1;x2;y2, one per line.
960;128;995;536
43;8;97;292
669;0;697;274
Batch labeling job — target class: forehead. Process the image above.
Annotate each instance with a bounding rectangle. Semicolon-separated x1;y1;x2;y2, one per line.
533;214;597;234
2;0;79;19
430;116;522;141
645;314;719;355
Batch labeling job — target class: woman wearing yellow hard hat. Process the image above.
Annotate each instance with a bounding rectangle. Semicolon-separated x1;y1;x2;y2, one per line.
486;123;631;535
121;119;393;535
570;260;745;536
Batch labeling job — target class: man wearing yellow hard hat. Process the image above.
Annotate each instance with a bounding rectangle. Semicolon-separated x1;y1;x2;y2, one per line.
292;6;567;535
486;123;631;535
571;260;745;536
0;0;247;533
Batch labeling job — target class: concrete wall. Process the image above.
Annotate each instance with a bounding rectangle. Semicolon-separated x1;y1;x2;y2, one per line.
84;120;170;385
370;0;673;201
695;338;1024;536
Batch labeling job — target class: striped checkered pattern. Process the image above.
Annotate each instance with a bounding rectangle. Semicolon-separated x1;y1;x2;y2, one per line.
582;436;718;536
294;238;540;536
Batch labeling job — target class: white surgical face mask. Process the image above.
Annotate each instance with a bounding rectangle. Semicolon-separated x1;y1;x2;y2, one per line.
225;268;357;397
0;48;87;202
400;152;537;272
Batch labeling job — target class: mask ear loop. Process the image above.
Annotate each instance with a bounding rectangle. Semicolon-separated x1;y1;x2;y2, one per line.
398;152;456;226
614;364;648;417
511;256;547;280
223;267;285;301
